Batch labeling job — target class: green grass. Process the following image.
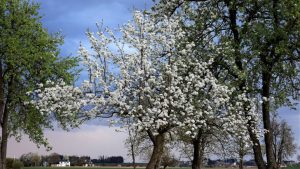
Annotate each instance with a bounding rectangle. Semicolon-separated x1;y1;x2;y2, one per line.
22;167;246;169
285;164;300;169
23;168;127;169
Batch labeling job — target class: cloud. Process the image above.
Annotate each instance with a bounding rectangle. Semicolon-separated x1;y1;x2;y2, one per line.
36;0;153;56
278;104;300;145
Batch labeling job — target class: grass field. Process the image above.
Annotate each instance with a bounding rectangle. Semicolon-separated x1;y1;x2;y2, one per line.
22;168;195;169
21;167;257;169
21;164;300;169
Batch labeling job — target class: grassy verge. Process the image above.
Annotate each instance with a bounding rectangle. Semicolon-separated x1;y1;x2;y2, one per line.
285;164;300;169
22;167;255;169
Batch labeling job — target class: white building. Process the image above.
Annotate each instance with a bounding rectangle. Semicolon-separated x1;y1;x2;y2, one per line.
57;161;71;167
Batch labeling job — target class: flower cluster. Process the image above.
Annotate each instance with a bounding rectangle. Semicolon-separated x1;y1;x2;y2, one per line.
77;10;249;137
28;80;85;129
29;10;260;140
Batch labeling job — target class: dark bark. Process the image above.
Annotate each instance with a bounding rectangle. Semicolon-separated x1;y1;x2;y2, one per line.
239;158;243;169
192;138;202;169
146;133;165;169
0;62;4;125
0;74;14;169
131;143;136;169
247;120;266;169
0;61;5;169
262;70;275;169
191;130;205;169
0;110;8;169
238;142;244;169
0;87;9;169
224;1;267;169
0;92;8;169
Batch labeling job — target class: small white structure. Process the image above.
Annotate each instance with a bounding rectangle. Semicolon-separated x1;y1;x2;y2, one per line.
57;161;70;167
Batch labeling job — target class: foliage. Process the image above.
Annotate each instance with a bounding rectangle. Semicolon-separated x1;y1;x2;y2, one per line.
0;0;79;155
92;156;123;164
6;158;24;169
47;153;63;165
28;1;300;169
69;156;91;166
20;152;41;167
12;160;23;169
151;0;300;169
6;158;14;169
30;6;260;169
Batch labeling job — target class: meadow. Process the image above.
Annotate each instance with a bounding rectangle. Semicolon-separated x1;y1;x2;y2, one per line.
21;167;257;169
21;167;300;169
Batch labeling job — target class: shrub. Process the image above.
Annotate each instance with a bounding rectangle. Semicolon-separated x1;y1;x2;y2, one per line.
12;160;24;169
6;158;14;169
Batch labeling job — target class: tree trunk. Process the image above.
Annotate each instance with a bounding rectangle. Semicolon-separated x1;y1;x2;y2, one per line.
0;63;7;169
239;158;243;169
192;139;201;169
192;131;205;169
128;129;136;169
131;143;136;169
146;133;165;169
0;106;8;169
262;71;275;169
247;122;266;169
238;146;244;169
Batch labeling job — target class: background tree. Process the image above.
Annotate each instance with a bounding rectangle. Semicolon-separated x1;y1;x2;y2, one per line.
233;137;252;169
47;153;62;165
69;156;80;166
215;134;253;169
79;156;91;166
124;120;142;169
20;153;40;167
176;129;215;169
93;156;124;164
31;153;41;167
160;148;179;169
0;0;78;169
271;115;297;169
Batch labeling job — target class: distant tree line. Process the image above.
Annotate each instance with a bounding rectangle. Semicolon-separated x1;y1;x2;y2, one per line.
91;156;124;164
69;156;91;166
18;152;124;167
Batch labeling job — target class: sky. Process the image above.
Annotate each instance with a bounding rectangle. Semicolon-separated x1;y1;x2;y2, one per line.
7;0;300;162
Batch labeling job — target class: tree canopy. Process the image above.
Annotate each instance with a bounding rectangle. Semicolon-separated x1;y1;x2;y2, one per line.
0;0;79;169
